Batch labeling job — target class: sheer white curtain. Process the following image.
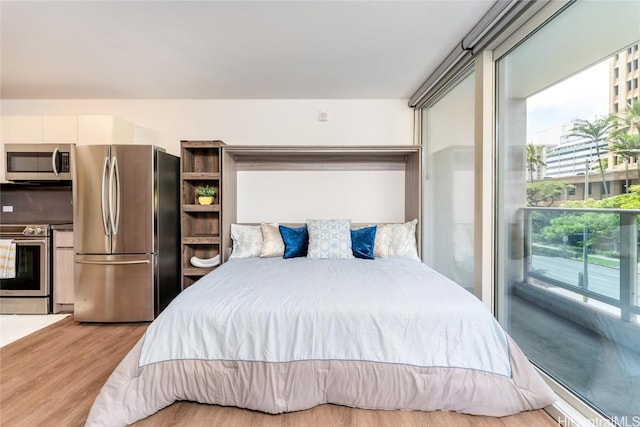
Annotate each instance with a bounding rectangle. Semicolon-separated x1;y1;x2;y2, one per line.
422;70;475;293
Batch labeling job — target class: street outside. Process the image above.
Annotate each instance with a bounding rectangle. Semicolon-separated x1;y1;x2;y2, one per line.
531;254;640;303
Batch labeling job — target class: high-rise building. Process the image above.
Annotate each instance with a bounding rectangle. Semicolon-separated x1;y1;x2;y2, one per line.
608;42;640;173
610;43;640;114
544;133;608;178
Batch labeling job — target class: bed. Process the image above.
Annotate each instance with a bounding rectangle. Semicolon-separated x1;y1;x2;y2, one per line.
85;255;556;426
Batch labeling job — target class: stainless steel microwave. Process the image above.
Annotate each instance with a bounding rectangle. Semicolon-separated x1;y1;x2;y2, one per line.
4;143;74;181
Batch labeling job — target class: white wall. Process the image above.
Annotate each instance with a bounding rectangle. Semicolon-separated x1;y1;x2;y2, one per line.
238;170;405;223
1;99;413;223
0;99;412;155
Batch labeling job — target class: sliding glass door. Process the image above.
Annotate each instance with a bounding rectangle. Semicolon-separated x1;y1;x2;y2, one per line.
496;0;640;422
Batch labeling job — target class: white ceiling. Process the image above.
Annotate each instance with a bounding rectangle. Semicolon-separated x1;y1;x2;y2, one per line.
0;1;495;100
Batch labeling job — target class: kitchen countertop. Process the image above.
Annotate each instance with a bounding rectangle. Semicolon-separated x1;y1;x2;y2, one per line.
51;224;73;231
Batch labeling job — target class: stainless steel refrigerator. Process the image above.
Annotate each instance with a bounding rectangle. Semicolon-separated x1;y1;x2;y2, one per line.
72;145;180;322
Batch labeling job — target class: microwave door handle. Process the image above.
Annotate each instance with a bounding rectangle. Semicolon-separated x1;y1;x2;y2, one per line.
101;156;110;235
51;147;60;177
109;156;121;235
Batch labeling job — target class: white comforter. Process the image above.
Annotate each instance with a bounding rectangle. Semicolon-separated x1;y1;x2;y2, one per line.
140;257;510;376
87;257;556;426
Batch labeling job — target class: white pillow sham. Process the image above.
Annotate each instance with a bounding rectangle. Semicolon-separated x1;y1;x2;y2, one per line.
373;225;391;258
229;224;263;259
260;223;285;258
374;219;419;260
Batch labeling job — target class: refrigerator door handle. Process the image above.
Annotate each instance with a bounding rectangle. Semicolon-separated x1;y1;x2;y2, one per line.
75;259;150;265
109;156;121;235
101;156;111;235
51;147;60;176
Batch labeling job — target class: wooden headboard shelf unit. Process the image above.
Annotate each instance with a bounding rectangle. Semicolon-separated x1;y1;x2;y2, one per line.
221;145;422;260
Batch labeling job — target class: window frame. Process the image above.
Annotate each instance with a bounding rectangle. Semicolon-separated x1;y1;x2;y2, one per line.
484;1;639;425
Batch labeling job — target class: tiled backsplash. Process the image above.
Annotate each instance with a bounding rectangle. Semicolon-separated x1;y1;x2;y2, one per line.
0;184;73;224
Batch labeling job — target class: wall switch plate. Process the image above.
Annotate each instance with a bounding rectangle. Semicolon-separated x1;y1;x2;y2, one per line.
2;206;13;213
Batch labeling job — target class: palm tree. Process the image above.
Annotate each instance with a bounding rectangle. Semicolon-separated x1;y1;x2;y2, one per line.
610;101;640;184
569;115;614;196
526;144;546;182
610;130;640;186
618;100;640;134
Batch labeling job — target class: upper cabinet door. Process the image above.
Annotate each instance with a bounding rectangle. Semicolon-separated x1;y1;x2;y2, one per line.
42;116;78;143
1;116;43;143
2;115;135;145
78;115;134;145
109;145;154;255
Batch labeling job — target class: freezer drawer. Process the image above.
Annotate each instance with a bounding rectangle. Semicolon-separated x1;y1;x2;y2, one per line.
74;254;154;322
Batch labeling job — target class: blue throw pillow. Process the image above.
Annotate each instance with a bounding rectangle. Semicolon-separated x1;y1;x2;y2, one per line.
279;225;309;259
350;226;377;260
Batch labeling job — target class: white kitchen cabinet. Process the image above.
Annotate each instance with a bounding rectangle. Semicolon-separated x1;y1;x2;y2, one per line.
1;115;43;143
78;115;135;145
1;115;78;144
2;115;138;146
53;230;74;313
42;115;78;143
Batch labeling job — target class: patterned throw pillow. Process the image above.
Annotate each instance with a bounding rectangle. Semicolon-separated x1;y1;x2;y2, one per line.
306;219;354;259
229;224;263;259
260;223;285;258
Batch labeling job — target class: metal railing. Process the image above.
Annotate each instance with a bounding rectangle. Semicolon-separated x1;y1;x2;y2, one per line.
522;207;640;322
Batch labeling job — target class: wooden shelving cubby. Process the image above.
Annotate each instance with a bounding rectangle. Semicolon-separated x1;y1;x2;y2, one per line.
180;140;225;289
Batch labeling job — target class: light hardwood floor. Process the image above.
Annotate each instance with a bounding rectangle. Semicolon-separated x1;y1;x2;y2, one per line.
0;317;559;427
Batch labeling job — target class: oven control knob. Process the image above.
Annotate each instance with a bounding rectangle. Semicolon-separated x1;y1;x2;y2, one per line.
35;227;45;235
24;226;35;235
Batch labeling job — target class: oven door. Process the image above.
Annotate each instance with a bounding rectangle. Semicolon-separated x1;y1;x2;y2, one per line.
0;239;49;297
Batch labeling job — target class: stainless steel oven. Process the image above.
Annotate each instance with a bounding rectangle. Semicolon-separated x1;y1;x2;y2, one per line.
4;143;73;181
0;224;51;314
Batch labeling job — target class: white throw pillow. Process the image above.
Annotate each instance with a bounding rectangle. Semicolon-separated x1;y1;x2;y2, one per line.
260;223;285;258
229;224;263;259
387;219;419;260
374;224;391;258
306;219;354;259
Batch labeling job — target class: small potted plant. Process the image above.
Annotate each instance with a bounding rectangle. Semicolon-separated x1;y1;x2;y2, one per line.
195;185;217;205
